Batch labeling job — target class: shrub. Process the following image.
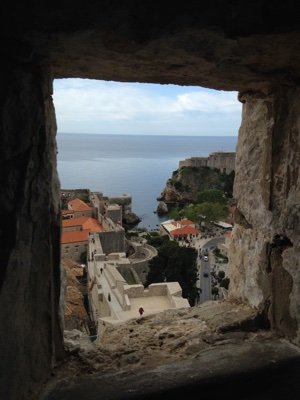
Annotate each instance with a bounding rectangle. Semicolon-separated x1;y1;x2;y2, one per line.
220;277;230;289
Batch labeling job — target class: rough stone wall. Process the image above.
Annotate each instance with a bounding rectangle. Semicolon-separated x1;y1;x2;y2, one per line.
207;152;236;174
178;153;235;174
229;88;300;343
2;3;300;399
179;157;208;169
0;63;64;398
98;230;125;255
61;241;88;262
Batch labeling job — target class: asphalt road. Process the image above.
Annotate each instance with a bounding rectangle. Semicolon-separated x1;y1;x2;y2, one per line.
197;237;225;304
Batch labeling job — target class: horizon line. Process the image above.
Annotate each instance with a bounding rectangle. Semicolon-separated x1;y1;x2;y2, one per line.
57;132;238;137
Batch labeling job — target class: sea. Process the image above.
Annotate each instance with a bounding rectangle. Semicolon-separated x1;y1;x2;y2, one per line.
56;133;238;230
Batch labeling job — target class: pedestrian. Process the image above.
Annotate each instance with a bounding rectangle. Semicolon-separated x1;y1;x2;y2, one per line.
100;267;103;274
108;293;111;302
138;306;144;317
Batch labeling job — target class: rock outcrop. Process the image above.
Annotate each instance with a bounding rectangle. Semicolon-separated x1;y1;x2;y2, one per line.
44;300;266;375
123;211;141;227
158;166;235;206
61;258;89;332
156;201;168;215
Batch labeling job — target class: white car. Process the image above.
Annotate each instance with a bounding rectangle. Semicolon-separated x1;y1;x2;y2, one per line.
203;255;208;261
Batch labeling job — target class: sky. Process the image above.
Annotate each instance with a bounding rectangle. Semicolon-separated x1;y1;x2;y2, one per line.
53;78;242;136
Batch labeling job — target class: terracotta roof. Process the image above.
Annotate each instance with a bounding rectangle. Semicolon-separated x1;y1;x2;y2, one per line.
82;218;103;232
171;226;201;236
62;217;103;232
63;217;87;228
68;198;92;211
62;210;75;215
176;219;194;226
61;229;90;244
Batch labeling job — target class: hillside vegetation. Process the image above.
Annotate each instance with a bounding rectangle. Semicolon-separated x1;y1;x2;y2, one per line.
158;166;235;206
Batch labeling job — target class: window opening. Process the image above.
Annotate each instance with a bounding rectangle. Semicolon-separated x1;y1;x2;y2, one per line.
53;77;243;371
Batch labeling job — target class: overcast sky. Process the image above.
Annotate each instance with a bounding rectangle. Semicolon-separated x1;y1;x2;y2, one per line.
53;78;242;136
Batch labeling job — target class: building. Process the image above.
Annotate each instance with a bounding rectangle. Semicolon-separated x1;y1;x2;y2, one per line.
67;197;93;218
61;203;104;261
213;221;233;230
87;233;190;341
61;230;90;263
179;152;235;174
160;219;201;241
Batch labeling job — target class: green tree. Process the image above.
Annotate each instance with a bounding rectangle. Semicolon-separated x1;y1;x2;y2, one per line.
145;241;198;306
146;234;170;249
182;202;228;225
222;170;235;198
217;270;225;281
196;202;228;224
181;204;199;222
197;189;227;205
168;206;183;221
212;286;219;299
220;277;230;289
145;255;165;285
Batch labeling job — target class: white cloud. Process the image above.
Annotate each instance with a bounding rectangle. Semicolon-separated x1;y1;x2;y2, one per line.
53;79;242;135
175;91;240;113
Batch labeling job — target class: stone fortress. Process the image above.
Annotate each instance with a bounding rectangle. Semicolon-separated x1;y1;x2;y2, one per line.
179;151;235;174
87;233;189;342
61;189;190;341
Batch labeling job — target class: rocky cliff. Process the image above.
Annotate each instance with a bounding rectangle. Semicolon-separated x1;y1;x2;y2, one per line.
41;300;289;400
61;258;89;332
157;166;234;211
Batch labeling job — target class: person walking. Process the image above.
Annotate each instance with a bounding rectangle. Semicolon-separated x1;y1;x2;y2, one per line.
138;306;144;317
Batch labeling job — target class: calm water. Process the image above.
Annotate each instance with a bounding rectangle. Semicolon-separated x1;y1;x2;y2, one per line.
56;133;238;229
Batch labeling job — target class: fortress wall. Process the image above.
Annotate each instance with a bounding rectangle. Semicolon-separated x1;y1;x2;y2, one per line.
108;195;132;214
99;230;125;254
129;261;149;284
179;157;208;168
61;241;87;262
148;283;168;296
207;152;235;174
123;284;145;298
106;205;122;224
179;153;235;174
103;263;126;289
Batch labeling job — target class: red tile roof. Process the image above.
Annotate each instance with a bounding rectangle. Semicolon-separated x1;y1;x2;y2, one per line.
171;226;201;236
68;198;92;212
62;210;75;215
176;219;194;226
82;218;103;232
61;229;90;244
62;217;103;232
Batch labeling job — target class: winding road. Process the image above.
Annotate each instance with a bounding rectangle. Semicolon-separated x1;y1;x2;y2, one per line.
196;236;225;304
